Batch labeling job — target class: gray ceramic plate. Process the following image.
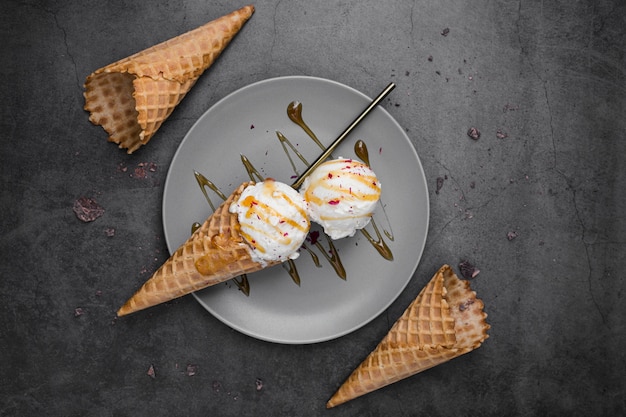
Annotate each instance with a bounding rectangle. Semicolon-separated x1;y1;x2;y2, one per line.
163;76;429;344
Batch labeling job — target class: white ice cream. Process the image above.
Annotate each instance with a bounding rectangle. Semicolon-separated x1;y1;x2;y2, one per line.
229;179;310;264
300;158;381;240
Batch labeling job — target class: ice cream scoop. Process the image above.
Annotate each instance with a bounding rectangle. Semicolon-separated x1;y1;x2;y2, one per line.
229;179;310;263
300;158;381;239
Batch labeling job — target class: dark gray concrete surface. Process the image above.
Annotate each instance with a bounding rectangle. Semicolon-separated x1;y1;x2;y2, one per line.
2;1;625;416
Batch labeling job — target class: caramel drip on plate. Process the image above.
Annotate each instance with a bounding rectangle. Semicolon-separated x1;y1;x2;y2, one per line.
282;260;301;286
311;233;346;280
287;101;326;151
276;130;310;175
359;218;393;260
240;155;265;183
194;170;226;212
300;243;321;268
354;139;395;243
354;139;370;166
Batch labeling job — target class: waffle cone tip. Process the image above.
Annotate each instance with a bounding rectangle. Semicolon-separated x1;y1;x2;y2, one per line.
116;182;273;316
326;264;490;408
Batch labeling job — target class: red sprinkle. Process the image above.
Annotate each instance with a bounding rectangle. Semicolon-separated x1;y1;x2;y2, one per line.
328;199;340;205
328;173;333;179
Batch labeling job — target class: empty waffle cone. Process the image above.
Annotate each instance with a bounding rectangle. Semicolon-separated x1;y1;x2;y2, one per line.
84;5;254;154
326;264;490;408
117;182;279;316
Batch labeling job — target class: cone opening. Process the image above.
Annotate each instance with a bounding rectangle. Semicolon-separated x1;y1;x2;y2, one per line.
84;72;142;151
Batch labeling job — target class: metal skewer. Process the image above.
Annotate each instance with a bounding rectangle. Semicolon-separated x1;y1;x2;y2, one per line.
291;82;396;189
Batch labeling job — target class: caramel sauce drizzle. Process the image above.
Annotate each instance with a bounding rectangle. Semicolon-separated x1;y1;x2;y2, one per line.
239;155;265;183
287;101;326;150
358;219;393;260
311;234;346;279
300;243;322;268
353;139;370;165
189;101;394;295
276;131;309;175
354;139;395;257
194;170;226;212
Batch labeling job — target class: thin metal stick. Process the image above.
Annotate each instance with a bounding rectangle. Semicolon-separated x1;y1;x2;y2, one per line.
291;82;396;189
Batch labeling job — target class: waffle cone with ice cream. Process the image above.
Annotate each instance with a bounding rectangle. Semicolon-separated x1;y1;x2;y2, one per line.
118;180;310;316
326;264;490;408
84;5;254;154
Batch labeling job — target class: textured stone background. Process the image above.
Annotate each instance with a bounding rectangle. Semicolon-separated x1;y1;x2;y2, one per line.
1;1;624;416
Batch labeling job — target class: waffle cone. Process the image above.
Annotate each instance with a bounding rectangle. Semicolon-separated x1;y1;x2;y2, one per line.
327;264;490;408
117;182;279;316
84;5;254;153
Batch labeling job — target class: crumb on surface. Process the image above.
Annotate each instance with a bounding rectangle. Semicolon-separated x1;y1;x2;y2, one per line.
467;127;481;140
73;197;105;222
436;177;445;194
459;260;480;279
186;364;198;376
